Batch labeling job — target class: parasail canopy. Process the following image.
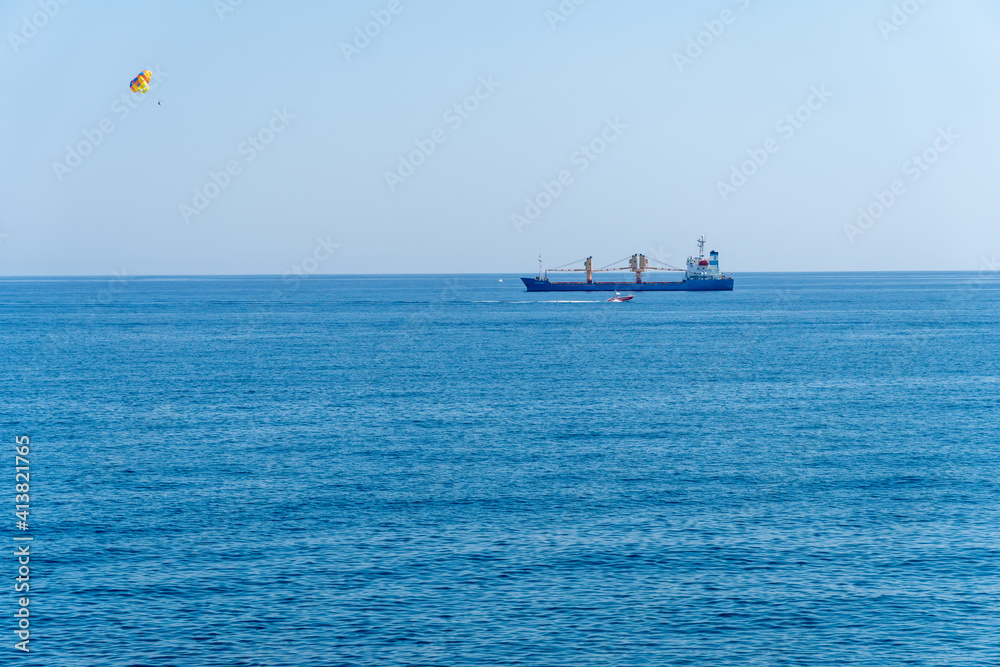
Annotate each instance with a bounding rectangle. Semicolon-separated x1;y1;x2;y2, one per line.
129;70;152;94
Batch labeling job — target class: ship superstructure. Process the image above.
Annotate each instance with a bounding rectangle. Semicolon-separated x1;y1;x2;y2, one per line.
520;235;734;292
685;235;724;280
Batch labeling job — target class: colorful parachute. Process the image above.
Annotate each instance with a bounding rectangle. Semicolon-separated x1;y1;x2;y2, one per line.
129;70;152;94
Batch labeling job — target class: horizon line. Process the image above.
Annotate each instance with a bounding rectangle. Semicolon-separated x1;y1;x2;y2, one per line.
0;270;995;280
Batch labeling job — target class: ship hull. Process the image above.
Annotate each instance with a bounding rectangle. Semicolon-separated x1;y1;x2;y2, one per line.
521;278;733;292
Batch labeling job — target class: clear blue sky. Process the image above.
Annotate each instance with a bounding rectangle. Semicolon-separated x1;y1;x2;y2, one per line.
2;0;998;275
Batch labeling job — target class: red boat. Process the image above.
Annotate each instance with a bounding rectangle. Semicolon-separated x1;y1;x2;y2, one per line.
607;292;634;302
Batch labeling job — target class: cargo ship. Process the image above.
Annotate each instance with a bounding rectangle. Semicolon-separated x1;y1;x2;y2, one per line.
521;236;734;292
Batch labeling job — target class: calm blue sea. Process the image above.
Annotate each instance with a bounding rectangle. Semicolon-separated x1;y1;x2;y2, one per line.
1;273;998;666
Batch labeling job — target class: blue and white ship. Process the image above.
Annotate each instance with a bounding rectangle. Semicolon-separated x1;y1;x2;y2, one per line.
521;236;734;292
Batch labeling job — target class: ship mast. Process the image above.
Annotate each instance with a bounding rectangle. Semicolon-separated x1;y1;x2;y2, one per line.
537;255;543;280
697;235;706;258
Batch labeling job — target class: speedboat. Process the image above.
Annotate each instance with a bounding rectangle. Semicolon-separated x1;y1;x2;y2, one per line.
607;292;634;302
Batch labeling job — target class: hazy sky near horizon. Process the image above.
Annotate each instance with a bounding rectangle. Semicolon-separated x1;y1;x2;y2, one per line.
2;0;998;275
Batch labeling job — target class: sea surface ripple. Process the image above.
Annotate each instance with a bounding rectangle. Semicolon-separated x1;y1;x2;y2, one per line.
1;273;998;666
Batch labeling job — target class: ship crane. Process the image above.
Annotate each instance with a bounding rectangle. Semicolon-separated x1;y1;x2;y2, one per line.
543;254;684;284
